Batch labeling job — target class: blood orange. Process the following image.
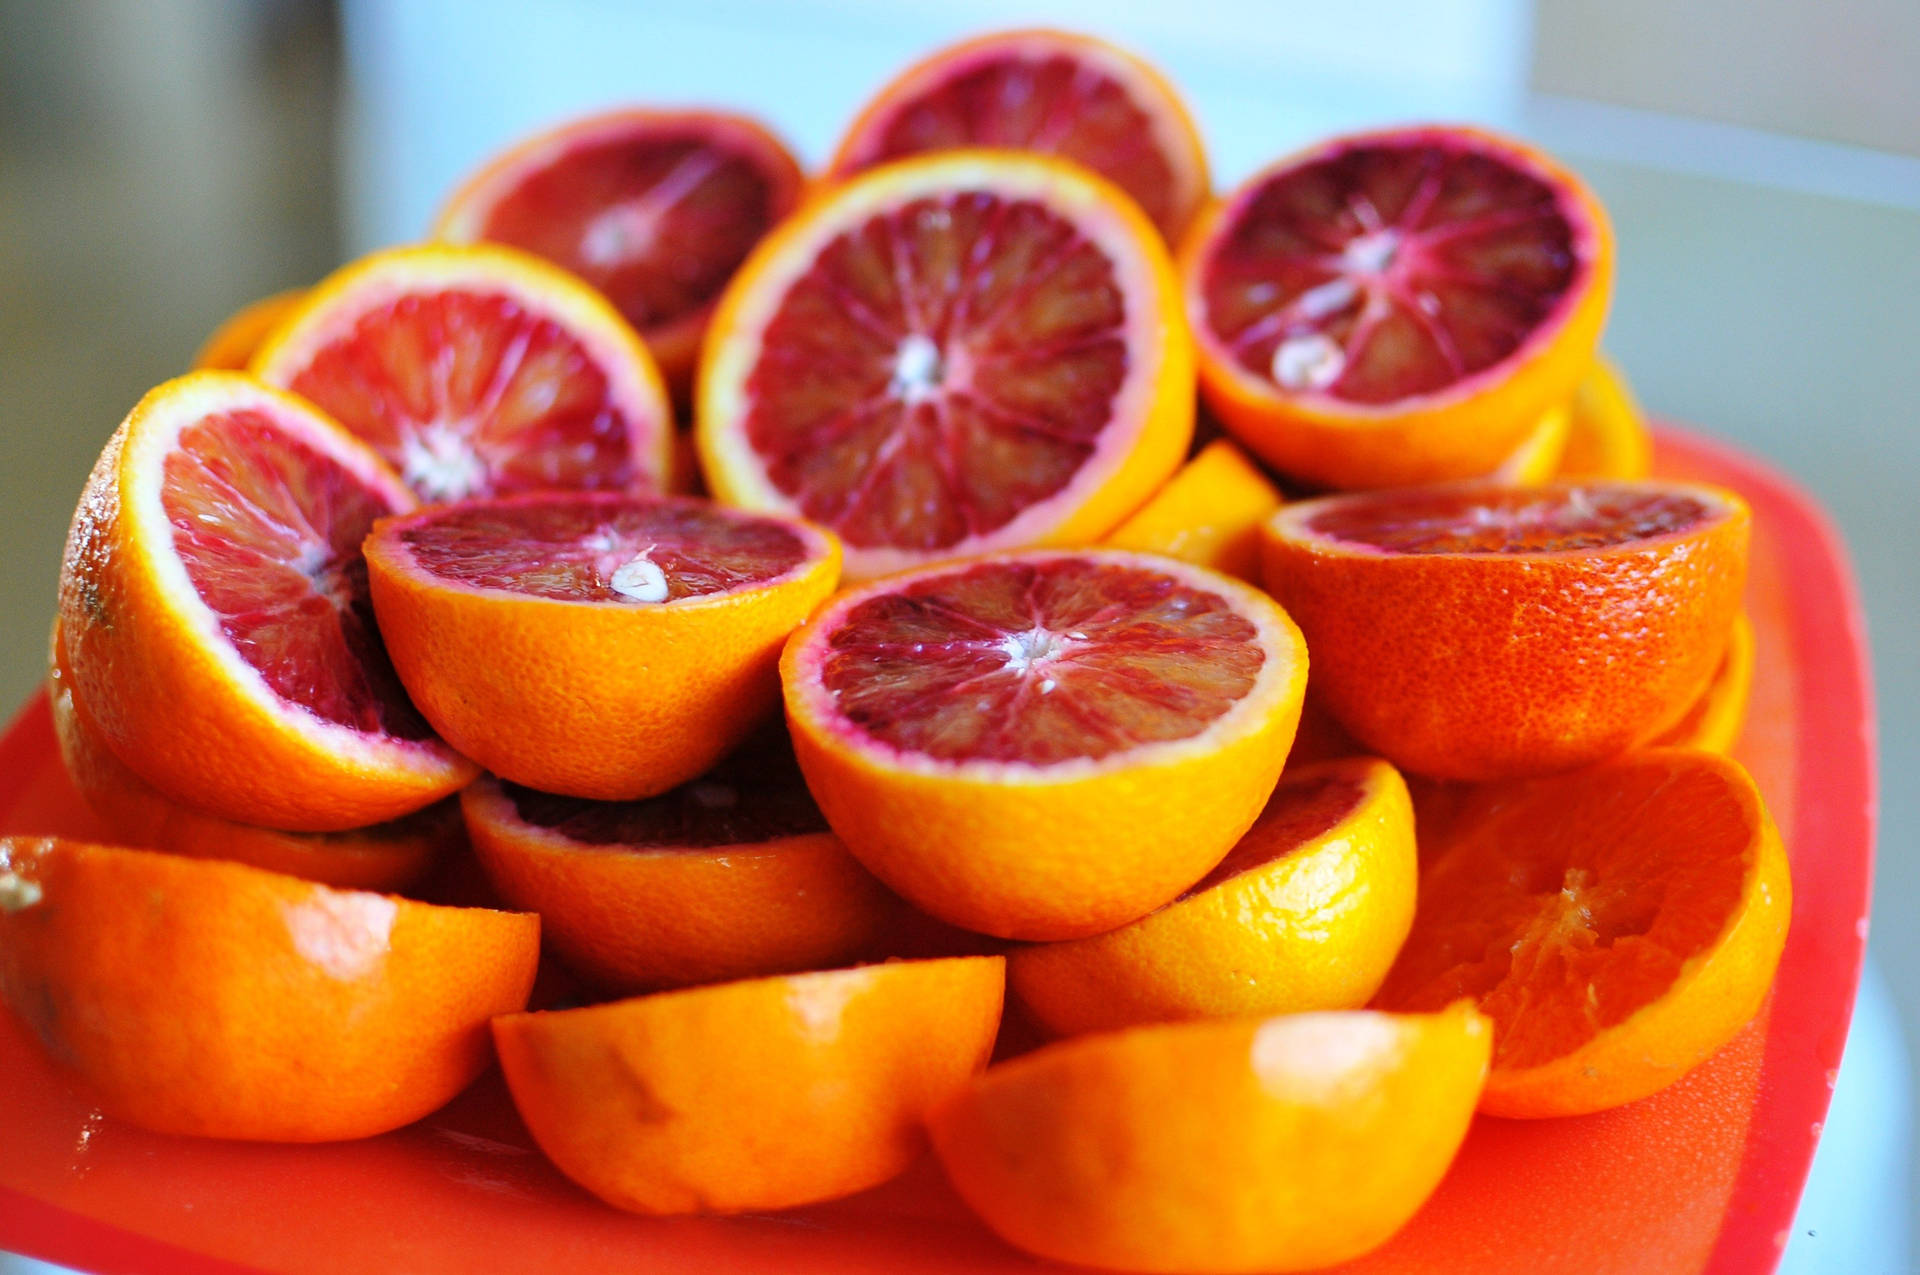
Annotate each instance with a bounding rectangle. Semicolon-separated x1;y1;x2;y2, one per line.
699;149;1194;579
462;727;899;992
780;549;1306;940
252;244;673;502
364;492;839;800
435;109;806;401
57;373;475;831
828;28;1210;242
1262;479;1749;780
1184;125;1614;489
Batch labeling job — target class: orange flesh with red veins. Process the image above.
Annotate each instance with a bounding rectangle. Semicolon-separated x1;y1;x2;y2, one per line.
161;408;429;739
817;557;1264;765
745;194;1129;552
1201;138;1583;403
1306;486;1712;555
284;291;649;502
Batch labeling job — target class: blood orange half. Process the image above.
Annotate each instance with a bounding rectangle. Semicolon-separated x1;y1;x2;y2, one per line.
781;549;1306;940
252;244;673;502
57;373;475;831
463;727;897;993
1262;480;1749;781
828;28;1210;242
1185;125;1614;489
435;109;806;401
700;150;1194;579
364;493;840;800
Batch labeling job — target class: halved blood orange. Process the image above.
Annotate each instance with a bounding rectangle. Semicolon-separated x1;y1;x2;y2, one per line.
252;244;673;502
463;728;899;992
434;108;806;401
1184;125;1614;489
57;373;475;831
929;1005;1490;1273
1009;756;1416;1037
1559;354;1653;479
1102;437;1282;581
492;955;1005;1214
191;288;306;371
1262;480;1748;780
780;549;1306;941
699;149;1194;579
47;627;453;892
365;492;839;800
0;837;538;1141
1374;749;1791;1117
827;28;1210;242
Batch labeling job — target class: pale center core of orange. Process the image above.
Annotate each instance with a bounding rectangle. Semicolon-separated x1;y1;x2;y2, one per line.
579;148;722;270
399;422;490;503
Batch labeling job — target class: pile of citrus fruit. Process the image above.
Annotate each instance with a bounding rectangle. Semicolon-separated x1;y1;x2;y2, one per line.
0;27;1788;1274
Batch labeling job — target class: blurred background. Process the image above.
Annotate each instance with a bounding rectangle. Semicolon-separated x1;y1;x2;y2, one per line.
0;0;1914;1268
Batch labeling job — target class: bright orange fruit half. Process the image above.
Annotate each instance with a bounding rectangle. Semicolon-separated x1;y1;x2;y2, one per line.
493;956;1005;1214
781;549;1306;940
462;728;898;993
827;28;1211;242
57;372;476;831
253;243;673;501
1375;749;1791;1118
930;1005;1490;1273
365;492;839;800
1559;354;1653;479
1262;479;1749;780
1009;756;1416;1036
435;108;806;400
0;837;538;1141
1184;125;1614;489
699;149;1194;579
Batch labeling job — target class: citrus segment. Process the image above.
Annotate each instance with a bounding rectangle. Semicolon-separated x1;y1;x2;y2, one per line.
1489;404;1570;483
252;244;672;502
1009;756;1415;1036
699;149;1194;578
492;956;1005;1214
1185;125;1614;489
0;837;538;1141
1653;611;1754;752
48;635;451;892
1102;438;1282;580
57;373;475;831
435;108;805;399
828;28;1210;242
191;288;306;371
366;493;839;800
1262;480;1749;780
1559;354;1652;479
463;730;899;992
929;1005;1491;1273
781;549;1305;939
1375;749;1790;1117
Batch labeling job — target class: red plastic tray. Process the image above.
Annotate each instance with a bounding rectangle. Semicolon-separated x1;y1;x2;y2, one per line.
0;426;1875;1275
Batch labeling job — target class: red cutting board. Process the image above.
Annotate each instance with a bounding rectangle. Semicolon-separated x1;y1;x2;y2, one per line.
0;426;1875;1275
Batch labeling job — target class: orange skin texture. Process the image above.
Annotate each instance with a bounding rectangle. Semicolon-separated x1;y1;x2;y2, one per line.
363;501;841;801
825;27;1212;243
1009;756;1416;1036
1102;438;1283;581
1653;610;1754;752
781;551;1308;942
1375;749;1790;1118
462;775;899;993
493;956;1005;1214
433;108;807;405
0;837;538;1141
57;373;478;831
929;1005;1491;1273
1261;481;1750;781
190;288;307;371
1182;126;1615;491
1558;355;1653;479
698;149;1195;580
47;637;451;892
